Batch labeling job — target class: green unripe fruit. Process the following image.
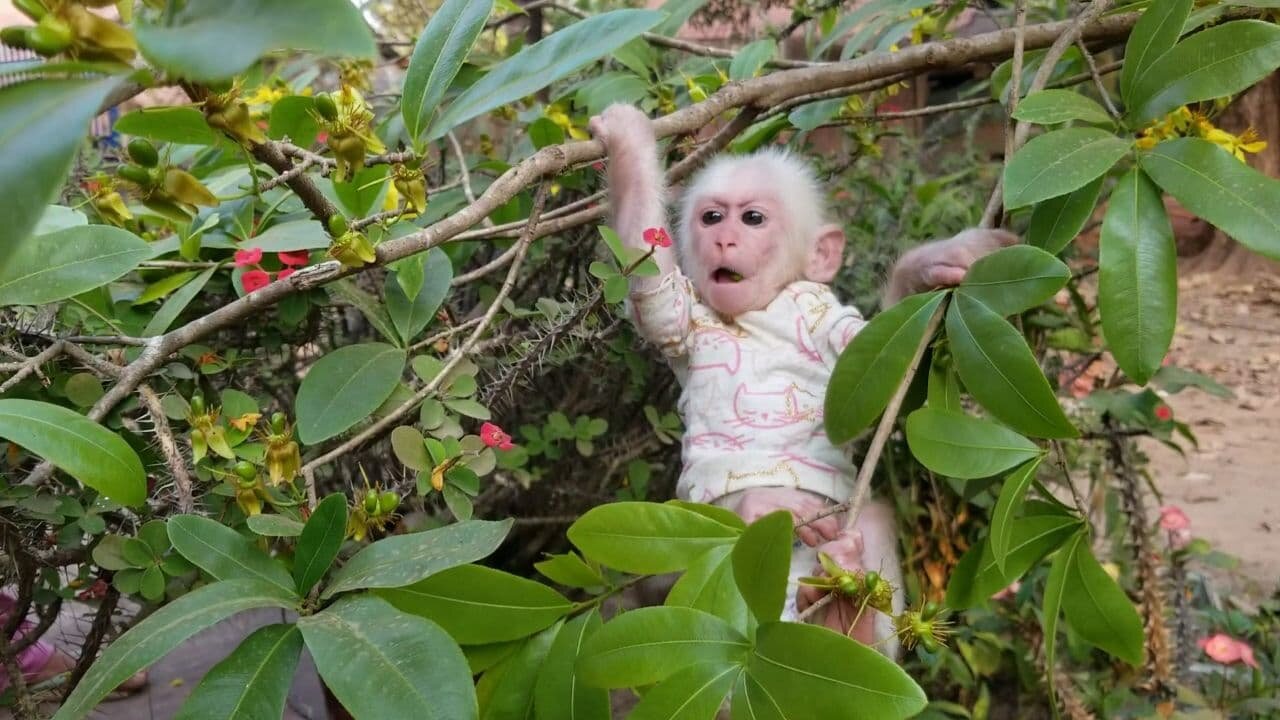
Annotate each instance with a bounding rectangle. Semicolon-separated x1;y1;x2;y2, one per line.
233;461;257;481
117;164;154;188
127;138;159;168
26;21;71;55
13;0;48;21
363;493;380;514
327;214;348;236
922;600;942;621
836;574;860;596
0;26;31;49
378;491;400;515
863;571;881;592
189;394;205;416
918;632;940;654
271;412;287;434
313;93;338;122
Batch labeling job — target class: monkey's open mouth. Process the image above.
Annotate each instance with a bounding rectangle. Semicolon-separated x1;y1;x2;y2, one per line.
712;267;745;284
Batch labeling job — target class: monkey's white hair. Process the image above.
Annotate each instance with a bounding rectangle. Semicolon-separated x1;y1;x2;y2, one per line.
677;147;829;276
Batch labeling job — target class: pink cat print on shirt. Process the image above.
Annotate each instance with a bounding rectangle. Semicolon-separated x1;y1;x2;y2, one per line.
687;431;750;451
731;383;822;429
688;327;743;375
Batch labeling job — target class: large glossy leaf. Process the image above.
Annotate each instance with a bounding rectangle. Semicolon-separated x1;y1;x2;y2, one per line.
173;624;303;720
115;107;219;145
295;343;406;444
299;595;476;720
567;501;741;574
730;38;776;80
1119;0;1192;104
731;671;786;720
427;9;663;140
959;246;1070;317
0;400;145;507
0;77;121;263
1002;127;1129;210
746;623;927;719
167;515;295;595
666;545;752;636
0;225;151;306
577;607;750;688
989;457;1043;575
402;0;494;142
905;408;1041;479
1041;527;1073;710
1027;175;1104;255
1011;90;1111;125
1098;168;1177;385
386;248;452;345
135;0;376;82
1061;536;1145;665
143;264;217;336
478;624;561;720
292;493;348;596
250;220;331;251
824;291;946;443
53;579;298;720
266;96;319;148
322;518;512;598
1142;137;1280;260
731;511;793;624
944;514;1082;609
380;564;571;644
534;611;610;720
946;293;1078;438
328;279;401;345
629;662;741;720
1127;20;1280;124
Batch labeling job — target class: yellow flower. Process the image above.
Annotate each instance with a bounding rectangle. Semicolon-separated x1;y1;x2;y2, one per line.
383;180;401;212
244;85;285;107
229;412;261;433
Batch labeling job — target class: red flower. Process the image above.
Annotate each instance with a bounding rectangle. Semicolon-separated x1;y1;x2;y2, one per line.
234;247;264;267
277;268;296;281
592;161;605;172
1158;505;1190;531
479;422;515;450
76;578;109;601
278;250;310;266
1154;404;1173;421
1198;634;1260;668
642;227;672;248
242;269;271;293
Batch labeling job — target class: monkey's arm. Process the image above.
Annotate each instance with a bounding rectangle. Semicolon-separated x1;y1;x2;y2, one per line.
883;228;1019;305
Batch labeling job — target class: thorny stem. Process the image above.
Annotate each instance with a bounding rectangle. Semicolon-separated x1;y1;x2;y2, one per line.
139;384;194;513
1076;38;1121;119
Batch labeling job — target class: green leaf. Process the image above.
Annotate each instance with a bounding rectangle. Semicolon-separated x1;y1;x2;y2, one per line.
427;9;663;140
295;343;406;444
730;671;786;720
293;493;347;596
115;107;218;145
528;117;566;149
1002;127;1129;210
788;98;844;132
577;607;750;688
299;595;476;720
443;484;474;521
1041;527;1073;711
653;0;708;35
0;77;121;263
380;564;572;644
391;425;430;471
945;514;1082;609
746;623;927;719
1061;536;1145;665
402;0;494;142
334;164;388;218
0;225;151;306
567;501;741;574
825;291;946;443
251;220;331;251
667;545;752;637
535;552;605;588
603;274;629;304
386;249;452;345
1151;365;1233;398
135;0;376;82
173;624;303;720
904;408;1041;479
327;279;401;345
1098;168;1177;385
64;373;104;408
534;611;610;720
167;515;295;595
53;579;297;720
731;511;793;624
1127;20;1280;124
245;514;304;537
0;400;145;507
135;271;197;306
730;39;776;80
989;457;1043;575
322;518;512;598
144;264;217;336
946;294;1078;438
444;398;491;420
478;625;560;720
665;500;748;531
1142;137;1280;260
958;246;1070;316
1011;89;1112;125
1120;0;1193;105
1027;175;1104;255
630;662;741;720
266;96;318;148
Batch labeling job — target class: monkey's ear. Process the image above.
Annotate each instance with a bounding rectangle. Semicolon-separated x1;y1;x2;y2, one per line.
805;224;846;283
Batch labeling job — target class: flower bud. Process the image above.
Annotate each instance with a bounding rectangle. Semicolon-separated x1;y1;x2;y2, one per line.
378;491;400;515
363;492;380;515
127;138;159;168
117;164;155;189
189;394;205;416
313;93;338;122
271;412;287;434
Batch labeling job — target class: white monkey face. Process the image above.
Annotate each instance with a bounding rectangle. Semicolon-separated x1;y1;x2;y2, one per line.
687;187;802;317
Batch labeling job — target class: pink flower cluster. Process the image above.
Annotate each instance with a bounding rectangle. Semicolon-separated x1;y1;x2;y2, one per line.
642;227;672;248
480;422;515;450
234;247;311;293
1158;505;1192;550
1199;633;1259;669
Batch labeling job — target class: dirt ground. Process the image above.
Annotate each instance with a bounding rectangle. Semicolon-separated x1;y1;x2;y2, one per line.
1140;268;1280;599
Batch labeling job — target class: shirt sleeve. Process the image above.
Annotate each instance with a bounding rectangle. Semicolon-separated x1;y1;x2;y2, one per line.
628;270;695;358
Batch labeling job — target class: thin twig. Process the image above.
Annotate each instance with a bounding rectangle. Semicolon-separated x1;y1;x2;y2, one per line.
409;316;485;353
61;587;119;703
1076;38;1120;118
139;384;194;513
0;341;63;393
448;131;495;229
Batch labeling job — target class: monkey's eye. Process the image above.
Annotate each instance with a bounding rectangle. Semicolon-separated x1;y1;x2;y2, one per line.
742;210;765;226
701;210;724;225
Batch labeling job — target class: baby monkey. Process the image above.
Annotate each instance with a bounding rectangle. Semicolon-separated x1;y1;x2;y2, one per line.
590;104;1014;651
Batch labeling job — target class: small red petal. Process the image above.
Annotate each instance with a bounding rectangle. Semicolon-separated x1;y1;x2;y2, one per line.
277;268;296;281
242;269;271;293
278;250;310;266
1154;405;1172;420
234;247;264;267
